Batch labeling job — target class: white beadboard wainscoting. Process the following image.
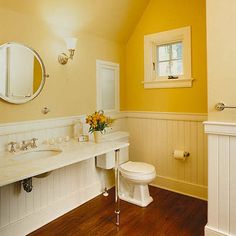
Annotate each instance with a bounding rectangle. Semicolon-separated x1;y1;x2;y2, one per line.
204;122;236;236
0;112;207;235
0;115;125;236
125;111;208;200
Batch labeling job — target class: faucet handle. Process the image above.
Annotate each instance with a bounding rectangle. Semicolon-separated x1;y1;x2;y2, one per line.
8;141;17;153
31;138;38;148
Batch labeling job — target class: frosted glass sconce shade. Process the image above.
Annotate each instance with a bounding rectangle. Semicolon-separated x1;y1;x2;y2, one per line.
65;37;77;50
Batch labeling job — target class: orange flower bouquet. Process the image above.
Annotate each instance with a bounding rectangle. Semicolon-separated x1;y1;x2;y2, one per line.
86;110;113;134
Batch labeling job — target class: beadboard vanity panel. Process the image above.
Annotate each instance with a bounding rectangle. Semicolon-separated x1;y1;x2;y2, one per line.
0;161;114;236
204;122;236;236
125;111;208;200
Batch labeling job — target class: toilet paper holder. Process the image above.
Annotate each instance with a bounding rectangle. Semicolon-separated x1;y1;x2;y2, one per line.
172;150;190;159
183;151;190;157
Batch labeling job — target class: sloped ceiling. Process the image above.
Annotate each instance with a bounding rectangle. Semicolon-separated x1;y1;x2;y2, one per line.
0;0;150;42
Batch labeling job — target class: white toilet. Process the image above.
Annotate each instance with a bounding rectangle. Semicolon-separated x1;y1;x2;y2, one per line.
96;131;156;207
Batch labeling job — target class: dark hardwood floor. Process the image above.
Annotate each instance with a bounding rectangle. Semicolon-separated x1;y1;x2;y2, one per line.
28;186;207;236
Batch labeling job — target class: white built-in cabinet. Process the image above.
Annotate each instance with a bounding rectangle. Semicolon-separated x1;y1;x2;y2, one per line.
96;60;119;113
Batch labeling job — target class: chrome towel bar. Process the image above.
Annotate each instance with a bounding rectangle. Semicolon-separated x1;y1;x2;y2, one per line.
215;102;236;111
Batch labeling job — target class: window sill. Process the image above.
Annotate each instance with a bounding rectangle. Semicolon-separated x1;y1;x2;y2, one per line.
142;78;194;89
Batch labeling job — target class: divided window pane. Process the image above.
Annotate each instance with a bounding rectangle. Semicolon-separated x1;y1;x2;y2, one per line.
172;42;182;60
171;60;183;75
158;62;170;76
158;45;170;61
156;42;183;77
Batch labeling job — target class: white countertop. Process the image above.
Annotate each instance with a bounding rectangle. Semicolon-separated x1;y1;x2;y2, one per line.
0;140;129;187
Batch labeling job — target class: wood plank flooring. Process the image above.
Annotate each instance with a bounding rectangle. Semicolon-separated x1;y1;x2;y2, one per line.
28;186;207;236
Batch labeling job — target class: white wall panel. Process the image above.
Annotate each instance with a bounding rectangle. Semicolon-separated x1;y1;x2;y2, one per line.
218;136;229;233
229;137;236;234
205;122;236;236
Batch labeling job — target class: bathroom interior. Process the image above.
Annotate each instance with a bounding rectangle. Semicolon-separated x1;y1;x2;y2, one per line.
0;0;235;236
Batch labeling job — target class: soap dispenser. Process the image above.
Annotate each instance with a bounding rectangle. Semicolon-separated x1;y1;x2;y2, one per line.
73;119;83;139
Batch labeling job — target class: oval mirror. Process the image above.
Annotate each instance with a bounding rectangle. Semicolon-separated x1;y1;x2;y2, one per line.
0;42;48;104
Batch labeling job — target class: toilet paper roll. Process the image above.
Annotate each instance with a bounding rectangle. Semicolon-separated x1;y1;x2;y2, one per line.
173;150;189;160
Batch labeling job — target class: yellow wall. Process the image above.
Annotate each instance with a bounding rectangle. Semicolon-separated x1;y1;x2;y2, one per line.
0;7;125;123
122;0;207;113
0;0;207;124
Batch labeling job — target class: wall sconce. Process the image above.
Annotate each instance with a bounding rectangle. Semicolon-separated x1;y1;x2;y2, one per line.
58;37;77;65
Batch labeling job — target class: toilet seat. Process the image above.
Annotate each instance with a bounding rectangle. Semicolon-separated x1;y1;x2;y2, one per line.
120;161;156;182
120;161;155;173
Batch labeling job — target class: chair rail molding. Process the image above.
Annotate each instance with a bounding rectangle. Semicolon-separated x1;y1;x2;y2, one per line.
204;121;236;136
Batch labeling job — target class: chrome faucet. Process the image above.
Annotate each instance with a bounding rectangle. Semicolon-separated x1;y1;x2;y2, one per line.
21;138;38;150
8;138;38;153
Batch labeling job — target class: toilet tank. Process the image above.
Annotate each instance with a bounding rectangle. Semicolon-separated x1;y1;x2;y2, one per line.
96;131;129;169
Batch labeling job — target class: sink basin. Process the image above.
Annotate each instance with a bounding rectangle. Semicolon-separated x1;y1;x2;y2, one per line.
12;147;62;161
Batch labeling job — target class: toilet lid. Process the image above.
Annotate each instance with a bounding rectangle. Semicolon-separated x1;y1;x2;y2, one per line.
120;161;155;174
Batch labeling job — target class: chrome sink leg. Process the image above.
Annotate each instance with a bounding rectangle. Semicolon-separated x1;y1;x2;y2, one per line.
115;149;120;226
22;178;33;193
103;187;109;197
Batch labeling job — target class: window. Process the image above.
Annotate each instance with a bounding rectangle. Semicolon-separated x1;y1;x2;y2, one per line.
157;42;183;77
96;60;119;113
144;27;193;88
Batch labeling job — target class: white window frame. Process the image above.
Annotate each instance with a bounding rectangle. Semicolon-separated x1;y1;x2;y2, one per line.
96;60;120;114
143;26;193;89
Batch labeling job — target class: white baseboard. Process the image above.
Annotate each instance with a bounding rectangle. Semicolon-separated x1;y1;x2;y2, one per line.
151;175;207;200
205;225;229;236
0;182;103;236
